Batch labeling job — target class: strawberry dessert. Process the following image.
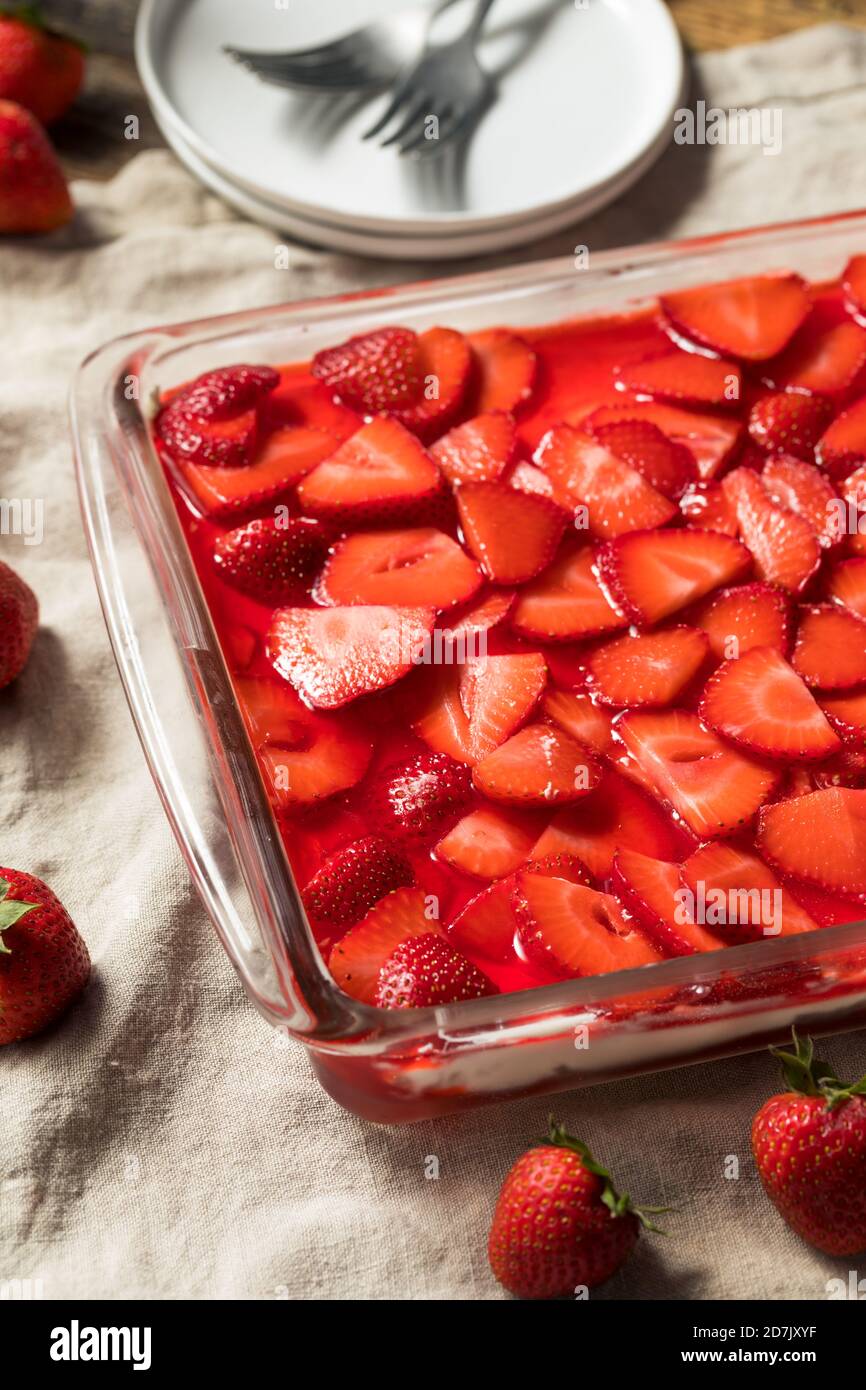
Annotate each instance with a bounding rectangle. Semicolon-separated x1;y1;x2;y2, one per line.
152;263;866;1013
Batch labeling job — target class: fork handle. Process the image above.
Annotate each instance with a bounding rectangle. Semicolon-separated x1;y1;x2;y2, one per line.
464;0;499;41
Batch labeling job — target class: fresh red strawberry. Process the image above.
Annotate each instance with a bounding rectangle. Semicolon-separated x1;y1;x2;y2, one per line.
302;836;414;935
691;582;792;661
680;840;818;942
0;14;83;124
436;806;540;879
542;690;615;756
761;454;840;548
467;329;537;414
816;394;866;476
596;528;751;626
430;411;516;485
445;588;515;644
826;555;866;619
818;687;866;747
511;547;627;643
268;603;434;709
448;877;517;962
234;677;372;806
456;480;566;584
843;255;866;324
679;480;738;534
758;786;866;897
0;869;89;1044
375;931;497;1008
616;708;779;838
536;426;676;539
793;603;866;689
157;364;279;469
723;467;820;592
747;392;833;460
0;98;71;231
786;878;866;926
296;417;442;521
507;460;554;497
328;887;443;1003
395;326;471;438
587;627;709;708
513;870;662;978
212;517;329;604
530;770;694;880
752;1030;866;1256
473;723;602;807
840;463;866;550
616;350;742;407
410;652;547;764
178;427;339;519
765;320;866;398
700;646;840;761
660;273;810;361
592;419;696;500
0;560;37;689
809;744;866;790
369;751;472;840
585;401;742;480
315;527;480;609
611;849;727;957
489;1121;665;1298
312;326;422;413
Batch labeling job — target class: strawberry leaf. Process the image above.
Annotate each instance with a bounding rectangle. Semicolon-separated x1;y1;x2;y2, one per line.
770;1028;840;1097
0;877;38;953
546;1116;670;1233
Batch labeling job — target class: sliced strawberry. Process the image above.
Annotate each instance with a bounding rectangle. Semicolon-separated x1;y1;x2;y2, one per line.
757;787;866;899
456;481;566;584
328;887;443;1004
268;604;435;709
615;350;742;407
156;364;280;468
819;688;866;747
585;401;742;480
512;872;662;979
234;676;372;807
473;723;602;806
840;463;866;550
536;426;676;539
761;454;840;548
445;588;515;644
700;646;840;762
679;841;816;942
368;751;472;840
430;411;516;485
511;547;627;643
615;708;779;838
747;392;833;460
816;395;866;477
611;849;727;957
786;880;866;926
691;582;792;661
541;690;615;756
179;427;337;518
592;419;696;500
507;461;555;497
792;604;866;690
396;327;471;438
448;877;517;962
762;320;866;398
530;770;694;880
212;517;329;605
436;806;540;879
596;528;751;626
296;418;441;521
302;836;414;934
722;467;820;593
660;273;810;361
826;556;866;619
375;932;497;1008
315;527;480;609
810;745;866;788
843;255;866;324
679;480;738;535
587;627;708;709
223;624;257;672
467;329;537;414
311;327;422;414
411;652;547;764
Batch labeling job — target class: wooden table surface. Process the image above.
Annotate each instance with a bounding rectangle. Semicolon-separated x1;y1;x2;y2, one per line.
40;0;866;182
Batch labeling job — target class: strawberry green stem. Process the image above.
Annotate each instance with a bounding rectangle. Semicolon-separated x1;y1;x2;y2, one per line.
770;1028;866;1111
0;876;38;954
545;1118;669;1233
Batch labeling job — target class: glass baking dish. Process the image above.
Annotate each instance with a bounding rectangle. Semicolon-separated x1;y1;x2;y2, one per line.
71;208;866;1123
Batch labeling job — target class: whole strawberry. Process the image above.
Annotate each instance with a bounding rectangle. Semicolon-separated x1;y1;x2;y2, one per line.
0;868;90;1043
0;9;84;125
375;932;496;1008
489;1121;664;1299
752;1030;866;1256
0;97;71;232
0;558;37;688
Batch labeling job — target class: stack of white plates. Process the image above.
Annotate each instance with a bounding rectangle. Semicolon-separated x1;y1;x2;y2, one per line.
136;0;685;261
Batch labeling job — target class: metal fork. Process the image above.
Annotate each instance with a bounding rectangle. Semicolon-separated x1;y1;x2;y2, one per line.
225;2;458;94
364;0;498;156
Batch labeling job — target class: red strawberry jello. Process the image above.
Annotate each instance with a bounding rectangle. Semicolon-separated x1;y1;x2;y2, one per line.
152;261;866;1016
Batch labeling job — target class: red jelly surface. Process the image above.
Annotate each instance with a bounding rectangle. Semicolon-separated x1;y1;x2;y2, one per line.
154;266;866;1011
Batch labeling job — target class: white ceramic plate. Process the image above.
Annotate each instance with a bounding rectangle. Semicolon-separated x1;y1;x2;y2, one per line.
136;0;684;238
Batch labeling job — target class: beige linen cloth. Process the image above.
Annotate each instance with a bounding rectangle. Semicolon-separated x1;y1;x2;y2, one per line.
4;23;866;1301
